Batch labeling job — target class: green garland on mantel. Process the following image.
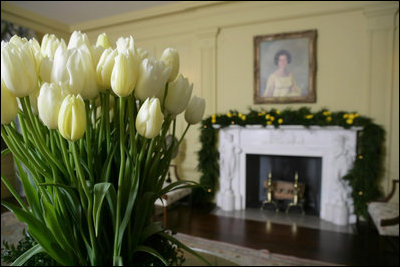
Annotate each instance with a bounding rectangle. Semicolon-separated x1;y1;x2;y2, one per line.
194;107;385;218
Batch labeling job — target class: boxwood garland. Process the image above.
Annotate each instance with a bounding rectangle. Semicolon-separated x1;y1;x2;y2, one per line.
194;107;385;218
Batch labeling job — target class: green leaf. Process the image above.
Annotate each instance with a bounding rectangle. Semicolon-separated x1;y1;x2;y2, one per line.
93;182;112;236
14;160;41;219
158;232;212;266
11;244;44;266
106;184;117;230
1;201;73;266
41;196;75;258
118;173;141;246
113;255;123;266
134;245;169;266
100;144;117;183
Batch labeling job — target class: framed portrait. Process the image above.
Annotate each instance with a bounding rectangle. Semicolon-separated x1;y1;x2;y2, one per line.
254;30;317;104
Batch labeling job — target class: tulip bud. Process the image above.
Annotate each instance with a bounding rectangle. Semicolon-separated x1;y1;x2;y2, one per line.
160;48;179;82
96;33;112;49
184;95;205;124
58;94;86;141
68;31;91;51
164;74;193;115
116;36;135;56
136;98;164;139
97;48;117;90
135;58;171;101
41;34;66;59
52;46;98;99
1;41;38;97
9;35;28;46
111;52;138;97
1;80;18;125
38;83;64;129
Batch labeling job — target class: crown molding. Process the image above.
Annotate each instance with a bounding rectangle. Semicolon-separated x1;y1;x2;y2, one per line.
1;2;70;38
71;1;226;32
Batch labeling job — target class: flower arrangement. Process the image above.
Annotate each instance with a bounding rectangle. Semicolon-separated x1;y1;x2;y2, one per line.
1;31;207;266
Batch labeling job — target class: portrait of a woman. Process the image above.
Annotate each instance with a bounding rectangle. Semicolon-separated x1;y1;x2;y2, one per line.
254;30;316;104
263;49;301;98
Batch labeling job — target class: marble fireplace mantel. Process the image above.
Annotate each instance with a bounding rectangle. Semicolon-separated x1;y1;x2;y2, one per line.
215;125;361;225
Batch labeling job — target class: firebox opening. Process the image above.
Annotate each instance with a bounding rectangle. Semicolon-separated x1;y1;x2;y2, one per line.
246;154;322;216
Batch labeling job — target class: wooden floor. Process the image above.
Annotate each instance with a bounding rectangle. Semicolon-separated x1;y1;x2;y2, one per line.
2;198;398;266
164;202;399;266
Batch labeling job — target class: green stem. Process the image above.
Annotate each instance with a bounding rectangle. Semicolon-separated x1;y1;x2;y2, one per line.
85;101;94;184
177;123;191;147
71;141;97;263
114;97;126;259
57;131;76;185
161;83;169;113
21;97;69;177
105;92;111;154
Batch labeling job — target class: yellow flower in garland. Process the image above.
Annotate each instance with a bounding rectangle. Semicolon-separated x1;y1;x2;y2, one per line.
227;112;232;118
346;118;353;125
265;114;270;120
269;116;275;122
326;116;332;123
275;110;281;115
305;114;313;119
278;118;283;124
267;121;272;125
323;111;331;116
211;114;217;123
343;113;349;119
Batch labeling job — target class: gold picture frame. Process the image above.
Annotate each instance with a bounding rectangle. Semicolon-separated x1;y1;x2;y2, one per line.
254;30;317;104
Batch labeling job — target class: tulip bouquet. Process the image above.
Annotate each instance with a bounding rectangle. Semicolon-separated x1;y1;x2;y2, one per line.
1;31;206;266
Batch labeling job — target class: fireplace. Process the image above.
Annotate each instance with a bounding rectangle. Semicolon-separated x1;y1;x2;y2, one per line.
246;154;322;215
216;125;360;225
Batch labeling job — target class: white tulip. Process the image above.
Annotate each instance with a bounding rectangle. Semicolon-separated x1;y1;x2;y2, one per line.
136;98;164;139
160;48;179;82
135;58;171;101
68;31;91;51
96;33;112;49
52;46;98;99
164;74;193;115
1;41;38;97
184;95;206;124
1;80;18;125
58;94;87;141
38;83;64;129
116;36;135;56
9;35;28;46
41;34;66;59
111;52;138;97
97;48;117;90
